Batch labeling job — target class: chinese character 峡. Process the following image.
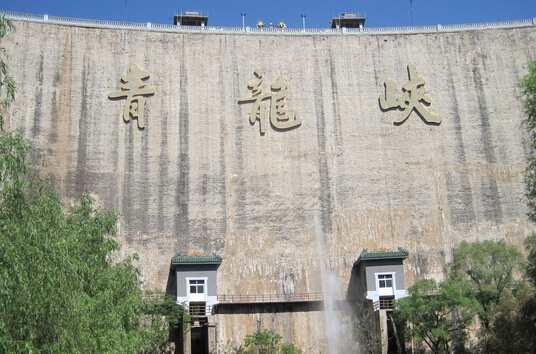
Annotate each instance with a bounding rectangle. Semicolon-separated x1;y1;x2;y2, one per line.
238;68;302;134
109;64;155;129
379;63;441;124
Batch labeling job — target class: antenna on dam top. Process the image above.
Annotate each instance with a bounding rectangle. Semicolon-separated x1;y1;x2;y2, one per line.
410;0;414;26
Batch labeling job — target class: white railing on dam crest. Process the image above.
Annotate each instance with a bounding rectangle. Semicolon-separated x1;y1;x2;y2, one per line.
1;11;535;35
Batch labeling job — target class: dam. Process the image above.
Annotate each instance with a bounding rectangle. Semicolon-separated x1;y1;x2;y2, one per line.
2;11;536;353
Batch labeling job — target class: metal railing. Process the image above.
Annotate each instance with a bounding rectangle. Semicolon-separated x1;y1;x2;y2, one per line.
142;293;165;302
185;304;213;316
373;297;395;311
2;11;535;35
218;292;346;304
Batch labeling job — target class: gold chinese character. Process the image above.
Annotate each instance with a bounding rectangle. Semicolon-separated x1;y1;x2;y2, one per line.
109;64;155;129
239;68;302;134
379;63;441;124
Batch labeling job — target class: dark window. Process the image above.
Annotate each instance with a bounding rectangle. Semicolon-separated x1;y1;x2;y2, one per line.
190;279;205;294
378;274;393;288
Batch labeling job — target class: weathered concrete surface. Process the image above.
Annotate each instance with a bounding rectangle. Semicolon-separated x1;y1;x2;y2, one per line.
215;302;334;352
3;19;536;350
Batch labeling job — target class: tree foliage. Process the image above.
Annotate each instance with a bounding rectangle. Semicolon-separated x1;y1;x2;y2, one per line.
394;240;531;353
521;60;536;221
480;233;536;354
466;59;536;354
0;15;175;353
354;303;382;354
244;330;282;354
220;329;302;354
394;278;476;354
480;283;536;354
446;240;524;329
0;131;172;353
525;233;536;285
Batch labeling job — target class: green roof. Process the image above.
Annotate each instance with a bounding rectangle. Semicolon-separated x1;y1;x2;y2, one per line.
171;253;222;264
355;248;408;265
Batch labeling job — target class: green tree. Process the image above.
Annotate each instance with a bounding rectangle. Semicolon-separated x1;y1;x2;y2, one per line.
354;303;382;354
520;60;536;221
525;233;536;284
244;329;283;354
394;278;476;354
480;283;536;354
279;344;302;354
398;61;536;354
484;234;536;354
220;329;302;354
140;293;190;354
446;240;524;330
486;59;536;354
0;132;183;354
520;60;536;353
0;15;175;351
0;142;171;354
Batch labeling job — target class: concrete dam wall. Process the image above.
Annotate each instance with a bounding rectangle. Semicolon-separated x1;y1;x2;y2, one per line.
3;16;536;351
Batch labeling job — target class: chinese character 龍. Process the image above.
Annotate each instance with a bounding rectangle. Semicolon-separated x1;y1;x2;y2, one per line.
238;68;302;134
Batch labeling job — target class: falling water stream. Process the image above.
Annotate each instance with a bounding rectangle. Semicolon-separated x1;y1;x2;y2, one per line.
314;216;342;354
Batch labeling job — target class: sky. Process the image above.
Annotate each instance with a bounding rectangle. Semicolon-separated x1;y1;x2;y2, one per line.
1;0;535;29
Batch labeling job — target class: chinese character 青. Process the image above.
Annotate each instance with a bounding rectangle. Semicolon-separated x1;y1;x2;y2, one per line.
109;64;155;129
379;63;441;124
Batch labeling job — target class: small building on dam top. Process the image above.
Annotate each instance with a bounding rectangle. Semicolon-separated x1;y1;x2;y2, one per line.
2;9;536;354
